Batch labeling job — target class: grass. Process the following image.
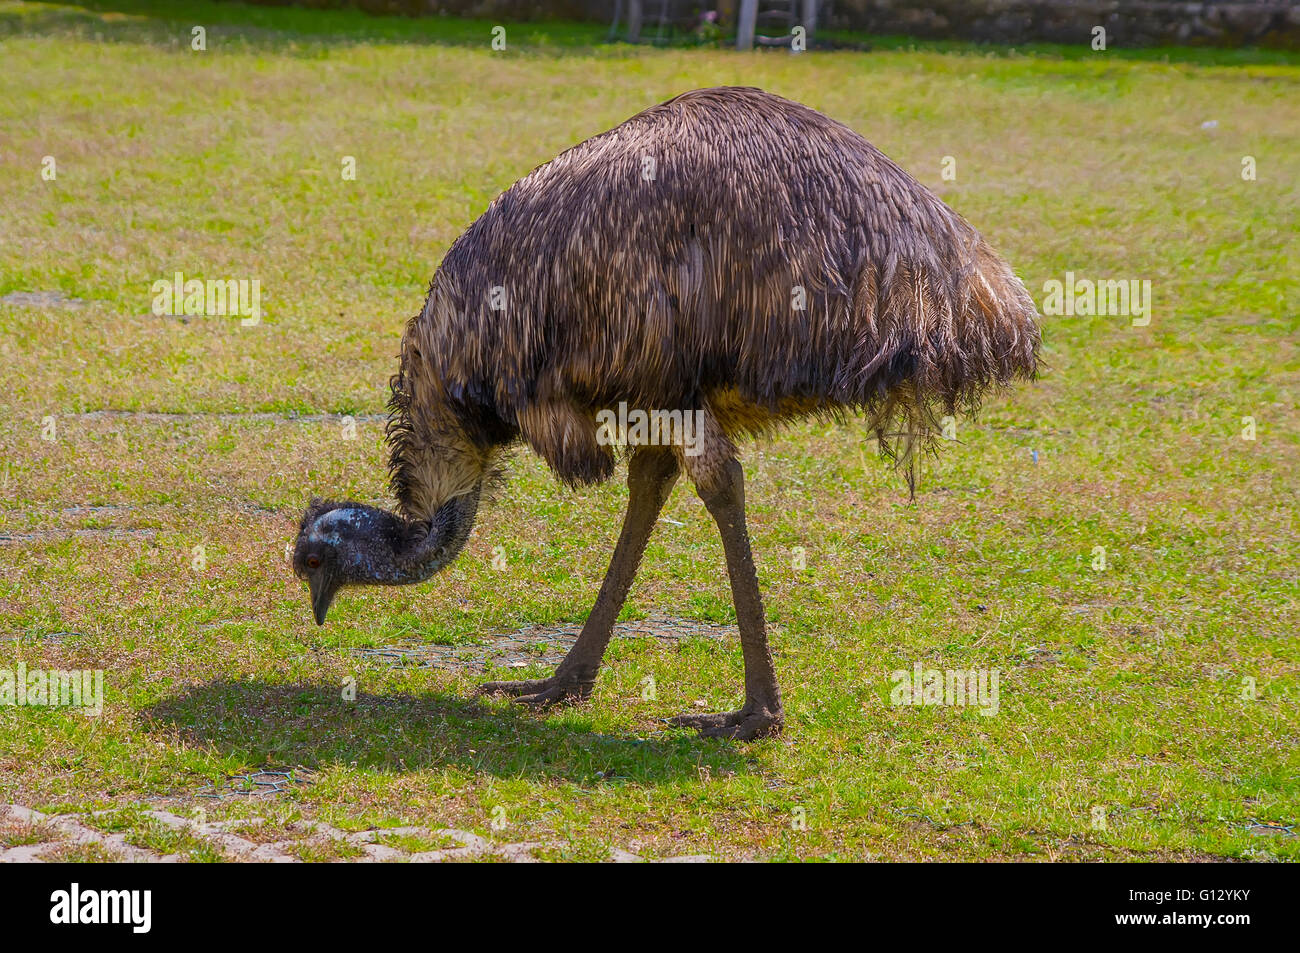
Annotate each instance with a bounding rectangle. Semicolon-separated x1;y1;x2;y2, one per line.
373;829;457;853
39;841;124;862
0;0;1297;862
0;817;56;847
285;836;365;862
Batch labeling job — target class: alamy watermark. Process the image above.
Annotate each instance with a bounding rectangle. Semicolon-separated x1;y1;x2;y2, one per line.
1;663;103;716
50;883;150;933
595;401;706;457
151;271;261;326
1042;272;1151;326
889;663;999;717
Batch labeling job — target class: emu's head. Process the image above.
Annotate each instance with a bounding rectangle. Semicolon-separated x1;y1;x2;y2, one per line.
293;494;480;625
292;501;391;625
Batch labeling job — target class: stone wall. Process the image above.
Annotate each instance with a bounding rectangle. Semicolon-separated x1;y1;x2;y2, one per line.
232;1;1300;49
825;1;1300;48
238;1;601;19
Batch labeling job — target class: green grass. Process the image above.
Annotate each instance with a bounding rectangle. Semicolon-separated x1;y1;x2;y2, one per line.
0;818;55;847
124;820;227;861
285;836;365;862
373;829;457;853
0;0;1297;862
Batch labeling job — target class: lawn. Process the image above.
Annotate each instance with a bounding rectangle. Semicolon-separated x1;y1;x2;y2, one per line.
0;0;1296;861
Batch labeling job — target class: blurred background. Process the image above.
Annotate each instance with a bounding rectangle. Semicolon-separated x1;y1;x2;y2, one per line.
231;0;1300;48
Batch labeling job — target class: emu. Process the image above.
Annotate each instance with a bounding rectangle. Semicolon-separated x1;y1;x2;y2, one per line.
293;87;1041;740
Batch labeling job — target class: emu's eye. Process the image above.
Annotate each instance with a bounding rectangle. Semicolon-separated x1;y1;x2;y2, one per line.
306;556;321;570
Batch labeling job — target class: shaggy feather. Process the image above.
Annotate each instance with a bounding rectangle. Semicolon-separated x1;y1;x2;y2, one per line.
387;86;1041;505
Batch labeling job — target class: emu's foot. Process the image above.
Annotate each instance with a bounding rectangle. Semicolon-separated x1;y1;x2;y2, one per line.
667;702;784;741
476;675;591;708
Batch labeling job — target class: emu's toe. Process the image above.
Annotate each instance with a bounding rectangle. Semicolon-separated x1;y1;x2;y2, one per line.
667;704;784;741
477;676;590;708
476;677;553;698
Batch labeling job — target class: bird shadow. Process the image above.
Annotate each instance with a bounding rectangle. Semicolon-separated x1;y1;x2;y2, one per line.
141;678;753;788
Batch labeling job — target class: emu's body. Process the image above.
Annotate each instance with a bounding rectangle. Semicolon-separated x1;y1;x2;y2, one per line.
294;87;1041;739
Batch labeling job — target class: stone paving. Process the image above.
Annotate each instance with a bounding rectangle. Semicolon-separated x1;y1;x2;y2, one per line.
351;615;732;673
0;804;710;863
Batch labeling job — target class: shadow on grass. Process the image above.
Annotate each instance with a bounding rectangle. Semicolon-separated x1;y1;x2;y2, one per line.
141;678;753;785
2;0;1295;66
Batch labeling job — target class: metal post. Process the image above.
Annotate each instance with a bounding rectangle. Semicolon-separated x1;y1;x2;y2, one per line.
802;0;818;45
628;0;643;43
737;0;757;50
608;0;623;40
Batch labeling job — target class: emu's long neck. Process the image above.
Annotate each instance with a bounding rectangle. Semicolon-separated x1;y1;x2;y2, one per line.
350;488;481;585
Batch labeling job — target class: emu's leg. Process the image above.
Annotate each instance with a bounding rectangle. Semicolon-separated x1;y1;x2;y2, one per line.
477;447;679;707
668;456;784;740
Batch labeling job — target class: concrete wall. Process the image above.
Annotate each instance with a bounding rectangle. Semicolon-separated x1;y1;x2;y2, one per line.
234;1;1300;49
825;1;1300;48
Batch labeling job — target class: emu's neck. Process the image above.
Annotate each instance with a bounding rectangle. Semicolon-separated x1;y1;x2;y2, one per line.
343;489;480;585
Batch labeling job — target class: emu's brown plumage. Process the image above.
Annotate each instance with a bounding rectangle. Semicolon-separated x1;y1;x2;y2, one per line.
294;87;1041;739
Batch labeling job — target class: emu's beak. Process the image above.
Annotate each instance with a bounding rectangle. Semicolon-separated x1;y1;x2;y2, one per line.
309;573;340;626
